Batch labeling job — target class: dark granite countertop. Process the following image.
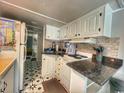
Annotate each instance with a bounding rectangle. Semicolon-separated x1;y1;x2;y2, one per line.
67;55;123;86
42;52;65;57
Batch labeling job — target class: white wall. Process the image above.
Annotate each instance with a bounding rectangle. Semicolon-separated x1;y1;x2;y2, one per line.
112;9;124;80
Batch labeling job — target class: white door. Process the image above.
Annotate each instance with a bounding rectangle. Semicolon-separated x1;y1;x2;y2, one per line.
21;22;27;44
19;45;27;90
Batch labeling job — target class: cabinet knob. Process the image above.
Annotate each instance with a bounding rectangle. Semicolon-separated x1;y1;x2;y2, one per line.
75;34;77;36
100;13;102;16
98;28;101;32
43;58;45;60
78;34;80;36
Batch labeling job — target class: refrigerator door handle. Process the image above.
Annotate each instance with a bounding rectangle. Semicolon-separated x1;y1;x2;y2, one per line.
24;27;27;44
24;46;27;62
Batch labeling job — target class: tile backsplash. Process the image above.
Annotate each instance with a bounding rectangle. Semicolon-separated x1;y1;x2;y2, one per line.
77;37;120;58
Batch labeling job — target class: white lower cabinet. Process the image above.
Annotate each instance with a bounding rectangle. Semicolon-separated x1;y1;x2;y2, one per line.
97;81;110;93
42;55;111;93
55;57;71;92
70;70;87;93
60;63;71;92
0;65;14;93
55;56;62;80
42;54;56;81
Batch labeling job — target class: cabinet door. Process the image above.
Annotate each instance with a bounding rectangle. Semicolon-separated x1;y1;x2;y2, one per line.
76;19;82;38
42;55;56;80
83;9;100;37
60;63;71;92
42;57;47;77
2;66;14;93
70;70;87;93
46;25;60;40
47;57;55;76
62;64;71;80
60;26;67;40
69;21;77;39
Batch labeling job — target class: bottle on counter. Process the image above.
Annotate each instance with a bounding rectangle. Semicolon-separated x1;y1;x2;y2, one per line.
93;46;104;74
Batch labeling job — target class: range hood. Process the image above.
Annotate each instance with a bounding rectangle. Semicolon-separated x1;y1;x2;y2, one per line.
69;37;96;44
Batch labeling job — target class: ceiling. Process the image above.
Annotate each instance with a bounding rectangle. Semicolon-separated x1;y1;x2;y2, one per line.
0;0;118;27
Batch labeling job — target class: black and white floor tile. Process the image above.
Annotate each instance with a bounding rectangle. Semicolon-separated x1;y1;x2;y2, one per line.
23;58;44;93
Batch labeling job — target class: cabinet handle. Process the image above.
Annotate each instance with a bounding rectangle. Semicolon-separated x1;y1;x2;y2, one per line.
0;81;7;92
4;81;7;91
98;28;101;32
100;13;102;16
78;34;80;36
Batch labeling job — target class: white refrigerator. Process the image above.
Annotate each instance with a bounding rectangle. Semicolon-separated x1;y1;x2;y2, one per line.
19;22;27;91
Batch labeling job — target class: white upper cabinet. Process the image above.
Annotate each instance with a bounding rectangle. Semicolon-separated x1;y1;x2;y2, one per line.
59;25;68;40
59;25;72;40
60;19;82;40
76;19;82;38
47;4;112;41
45;25;60;40
99;4;113;37
59;4;112;40
82;4;112;37
68;21;77;38
68;19;82;39
82;8;100;37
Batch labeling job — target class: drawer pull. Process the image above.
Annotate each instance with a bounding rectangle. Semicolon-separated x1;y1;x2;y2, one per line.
78;34;80;36
100;13;102;16
98;28;101;32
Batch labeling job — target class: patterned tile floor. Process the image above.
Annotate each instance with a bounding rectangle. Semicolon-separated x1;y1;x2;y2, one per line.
23;58;44;93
